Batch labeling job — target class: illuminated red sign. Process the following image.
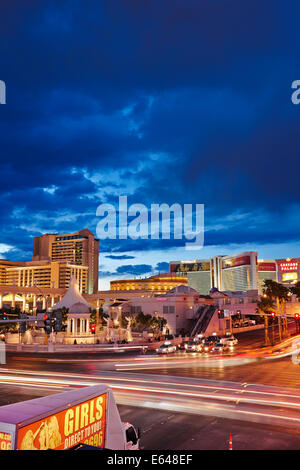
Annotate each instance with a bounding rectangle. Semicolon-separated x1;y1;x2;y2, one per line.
279;262;298;271
258;262;276;272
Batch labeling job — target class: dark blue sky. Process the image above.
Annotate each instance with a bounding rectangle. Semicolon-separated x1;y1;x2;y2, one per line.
1;1;300;289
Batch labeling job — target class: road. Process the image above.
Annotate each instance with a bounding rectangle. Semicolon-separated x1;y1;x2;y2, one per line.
1;363;300;428
0;382;299;450
0;327;299;450
4;335;300;389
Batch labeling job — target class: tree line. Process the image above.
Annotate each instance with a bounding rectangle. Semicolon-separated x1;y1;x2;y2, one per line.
257;279;300;345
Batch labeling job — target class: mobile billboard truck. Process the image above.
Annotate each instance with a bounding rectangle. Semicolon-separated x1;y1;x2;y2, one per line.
0;385;140;450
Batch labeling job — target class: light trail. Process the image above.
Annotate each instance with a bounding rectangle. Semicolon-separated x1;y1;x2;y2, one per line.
2;367;300;401
1;369;300;413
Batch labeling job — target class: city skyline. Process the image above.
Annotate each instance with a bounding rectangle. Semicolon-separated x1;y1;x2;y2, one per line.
0;226;299;292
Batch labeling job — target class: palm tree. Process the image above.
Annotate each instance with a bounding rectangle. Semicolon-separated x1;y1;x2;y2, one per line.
256;296;275;346
263;280;289;341
277;284;290;337
290;281;300;299
289;282;300;334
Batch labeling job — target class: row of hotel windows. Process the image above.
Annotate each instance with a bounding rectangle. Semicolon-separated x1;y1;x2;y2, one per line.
55;235;87;241
114;284;179;291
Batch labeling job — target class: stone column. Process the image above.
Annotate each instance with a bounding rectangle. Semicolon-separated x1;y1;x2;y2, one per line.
11;293;15;309
32;295;37;314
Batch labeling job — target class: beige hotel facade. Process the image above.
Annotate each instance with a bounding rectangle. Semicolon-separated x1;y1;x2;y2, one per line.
0;228;99;295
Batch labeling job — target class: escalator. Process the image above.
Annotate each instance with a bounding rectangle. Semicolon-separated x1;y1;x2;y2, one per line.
190;304;216;337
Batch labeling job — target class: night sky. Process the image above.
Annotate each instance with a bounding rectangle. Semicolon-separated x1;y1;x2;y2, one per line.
1;1;300;289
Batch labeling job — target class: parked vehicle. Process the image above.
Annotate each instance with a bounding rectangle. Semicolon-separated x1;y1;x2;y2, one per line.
0;384;140;450
156;341;177;354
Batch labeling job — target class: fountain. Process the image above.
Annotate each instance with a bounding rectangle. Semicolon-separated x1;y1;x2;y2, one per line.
23;329;33;345
103;316;111;342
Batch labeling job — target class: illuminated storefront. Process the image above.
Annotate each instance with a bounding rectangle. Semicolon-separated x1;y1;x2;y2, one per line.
276;258;300;285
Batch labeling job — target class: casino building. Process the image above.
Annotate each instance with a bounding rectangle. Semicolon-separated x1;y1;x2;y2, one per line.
170;252;278;295
33;228;99;294
276;258;300;286
0;228;99;295
110;273;188;294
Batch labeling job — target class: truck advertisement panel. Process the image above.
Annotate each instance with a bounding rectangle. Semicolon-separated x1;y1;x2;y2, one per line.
0;432;12;450
16;393;107;450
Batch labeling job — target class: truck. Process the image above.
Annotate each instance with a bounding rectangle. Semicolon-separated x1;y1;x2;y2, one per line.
0;384;140;450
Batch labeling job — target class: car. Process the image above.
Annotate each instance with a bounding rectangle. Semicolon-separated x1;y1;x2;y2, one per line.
222;335;238;347
177;340;189;351
202;340;215;352
206;335;221;343
221;334;238;342
156;341;177;354
185;340;203;352
194;334;205;343
211;342;230;353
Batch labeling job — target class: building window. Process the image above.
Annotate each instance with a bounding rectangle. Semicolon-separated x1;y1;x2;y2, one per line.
163;306;175;314
131;306;142;314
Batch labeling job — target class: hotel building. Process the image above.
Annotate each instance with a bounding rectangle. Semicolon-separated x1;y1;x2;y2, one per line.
0;259;88;293
0;228;99;295
170;252;278;294
110;273;188;295
32;228;99;293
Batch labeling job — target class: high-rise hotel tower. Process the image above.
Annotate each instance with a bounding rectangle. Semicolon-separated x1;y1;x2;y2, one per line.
32;228;99;294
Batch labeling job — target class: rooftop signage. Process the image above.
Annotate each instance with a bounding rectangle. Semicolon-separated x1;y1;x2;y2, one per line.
222;255;251;269
279;262;299;271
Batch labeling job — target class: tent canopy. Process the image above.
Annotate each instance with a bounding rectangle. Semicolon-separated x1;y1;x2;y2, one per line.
52;276;92;311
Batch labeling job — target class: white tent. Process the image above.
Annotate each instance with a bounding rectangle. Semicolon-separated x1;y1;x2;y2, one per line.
51;276;92;311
